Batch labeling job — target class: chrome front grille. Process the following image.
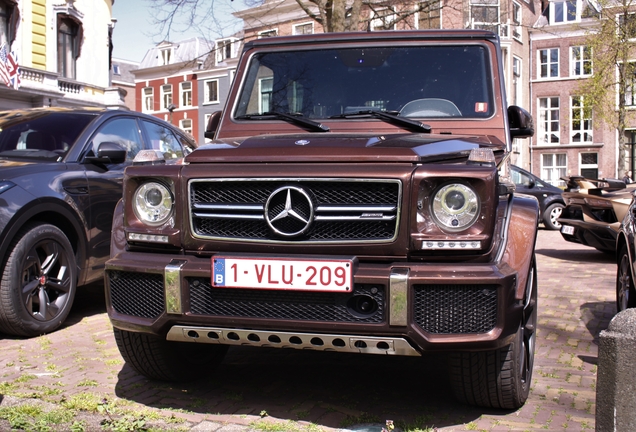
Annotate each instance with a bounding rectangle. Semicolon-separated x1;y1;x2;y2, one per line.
189;178;401;242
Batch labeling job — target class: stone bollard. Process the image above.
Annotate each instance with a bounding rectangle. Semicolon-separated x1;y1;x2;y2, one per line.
596;308;636;431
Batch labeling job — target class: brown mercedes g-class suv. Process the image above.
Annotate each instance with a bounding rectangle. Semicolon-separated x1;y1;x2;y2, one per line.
105;30;538;409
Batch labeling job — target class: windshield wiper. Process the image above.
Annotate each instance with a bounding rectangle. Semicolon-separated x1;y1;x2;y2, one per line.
236;112;330;132
330;110;431;133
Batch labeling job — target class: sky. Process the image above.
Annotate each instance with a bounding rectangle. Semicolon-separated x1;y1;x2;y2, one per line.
111;0;247;63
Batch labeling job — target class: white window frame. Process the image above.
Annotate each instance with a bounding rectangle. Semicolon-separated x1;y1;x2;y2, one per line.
624;61;636;107
215;38;238;65
142;87;154;112
512;1;522;41
259;77;273;113
180;81;192;107
538;48;559;79
570;45;592;77
579;152;598;177
470;0;501;35
293;22;314;35
370;7;397;31
204;79;219;104
618;13;636;40
258;29;278;38
161;84;173;110
204;113;212;142
542;153;567;187
180;118;193;135
571;96;593;143
416;1;442;29
159;47;173;66
512;56;522;106
538;97;560;145
549;0;579;24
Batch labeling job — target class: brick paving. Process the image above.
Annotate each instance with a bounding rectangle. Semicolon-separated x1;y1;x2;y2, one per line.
0;228;616;431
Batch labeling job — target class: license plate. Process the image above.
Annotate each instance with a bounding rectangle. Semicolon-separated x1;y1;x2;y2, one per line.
212;256;353;292
561;225;575;235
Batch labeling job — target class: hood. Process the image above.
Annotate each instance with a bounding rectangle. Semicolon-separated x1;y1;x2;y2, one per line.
0;158;65;179
186;133;505;164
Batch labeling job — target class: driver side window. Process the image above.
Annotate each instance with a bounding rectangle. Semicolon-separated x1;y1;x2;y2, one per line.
90;118;143;161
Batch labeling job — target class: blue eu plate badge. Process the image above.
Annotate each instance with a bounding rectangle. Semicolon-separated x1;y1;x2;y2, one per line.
213;258;225;286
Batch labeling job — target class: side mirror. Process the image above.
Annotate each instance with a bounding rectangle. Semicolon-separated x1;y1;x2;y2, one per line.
205;111;222;139
527;178;535;189
86;142;127;165
508;106;534;139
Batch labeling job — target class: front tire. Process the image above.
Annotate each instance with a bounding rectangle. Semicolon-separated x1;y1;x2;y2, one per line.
543;203;564;230
449;257;537;409
114;328;229;381
0;223;77;337
616;245;636;312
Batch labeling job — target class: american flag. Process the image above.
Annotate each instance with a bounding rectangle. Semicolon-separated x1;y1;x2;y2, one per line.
0;45;10;87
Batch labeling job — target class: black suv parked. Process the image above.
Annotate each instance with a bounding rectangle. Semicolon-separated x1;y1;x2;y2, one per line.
0;108;196;337
511;165;564;230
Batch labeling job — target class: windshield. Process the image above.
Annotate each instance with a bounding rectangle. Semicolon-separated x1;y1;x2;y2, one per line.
0;112;95;160
235;44;494;120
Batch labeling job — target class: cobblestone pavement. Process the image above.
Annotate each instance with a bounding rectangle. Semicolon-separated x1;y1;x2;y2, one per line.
0;228;616;431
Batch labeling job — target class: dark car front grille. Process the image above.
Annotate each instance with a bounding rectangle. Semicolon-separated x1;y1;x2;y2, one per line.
189;278;384;324
108;271;165;319
189;179;400;242
413;284;498;334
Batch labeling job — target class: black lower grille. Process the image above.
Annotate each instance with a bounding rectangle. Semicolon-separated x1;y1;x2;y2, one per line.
108;271;165;319
413;284;498;334
189;278;384;323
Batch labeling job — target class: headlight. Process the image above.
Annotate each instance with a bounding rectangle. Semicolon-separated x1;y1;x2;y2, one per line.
133;182;173;226
431;183;480;231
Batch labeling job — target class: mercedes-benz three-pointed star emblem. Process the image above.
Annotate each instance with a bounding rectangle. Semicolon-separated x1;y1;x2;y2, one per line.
265;186;314;237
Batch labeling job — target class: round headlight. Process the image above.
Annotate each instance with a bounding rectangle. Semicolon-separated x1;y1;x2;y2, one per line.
431;183;480;231
133;182;173;226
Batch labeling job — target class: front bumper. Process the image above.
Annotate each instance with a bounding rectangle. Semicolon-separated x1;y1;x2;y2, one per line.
105;251;524;356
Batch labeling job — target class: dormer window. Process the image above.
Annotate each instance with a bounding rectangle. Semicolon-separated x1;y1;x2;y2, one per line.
215;38;237;65
160;47;172;65
549;0;578;24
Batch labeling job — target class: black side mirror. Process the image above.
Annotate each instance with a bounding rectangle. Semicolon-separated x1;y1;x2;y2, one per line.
527;178;535;189
85;142;127;165
205;111;222;140
508;106;534;139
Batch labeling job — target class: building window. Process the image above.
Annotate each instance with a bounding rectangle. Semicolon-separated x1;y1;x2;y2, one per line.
161;84;173;110
512;56;521;106
180;118;192;135
204;79;219;104
112;65;120;75
58;16;80;79
580;152;598;178
571;96;593;143
619;13;636;39
370;7;397;31
216;38;236;64
539;48;559;78
0;0;16;47
624;62;636;106
259;77;273;113
143;87;154;112
180;81;192;107
550;0;578;24
417;1;441;29
570;46;592;77
542;153;567;187
160;47;172;65
293;22;314;34
538;97;560;145
258;29;278;38
512;1;522;40
470;0;500;34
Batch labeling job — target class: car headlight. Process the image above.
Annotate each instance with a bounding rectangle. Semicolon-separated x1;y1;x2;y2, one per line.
431;183;480;231
133;182;173;226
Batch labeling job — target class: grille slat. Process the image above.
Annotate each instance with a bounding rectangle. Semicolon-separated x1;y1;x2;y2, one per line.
108;271;165;319
190;179;400;242
189;279;384;323
413;284;498;334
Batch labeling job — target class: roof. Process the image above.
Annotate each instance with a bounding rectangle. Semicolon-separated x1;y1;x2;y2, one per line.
111;58;139;84
138;37;215;69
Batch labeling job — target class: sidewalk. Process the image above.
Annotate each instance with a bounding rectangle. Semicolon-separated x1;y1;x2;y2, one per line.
0;229;615;431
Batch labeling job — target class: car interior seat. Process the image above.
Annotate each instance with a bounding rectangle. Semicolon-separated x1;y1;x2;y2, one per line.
25;131;58;151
